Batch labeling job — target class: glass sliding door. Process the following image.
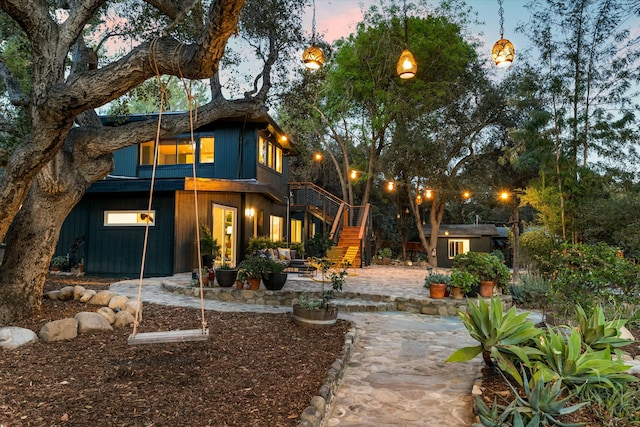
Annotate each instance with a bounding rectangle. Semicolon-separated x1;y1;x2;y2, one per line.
213;204;237;267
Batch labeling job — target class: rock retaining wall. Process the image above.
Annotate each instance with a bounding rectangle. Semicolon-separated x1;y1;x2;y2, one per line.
162;282;512;315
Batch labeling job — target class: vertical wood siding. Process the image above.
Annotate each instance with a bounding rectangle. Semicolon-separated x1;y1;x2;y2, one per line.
83;193;175;277
174;191;242;273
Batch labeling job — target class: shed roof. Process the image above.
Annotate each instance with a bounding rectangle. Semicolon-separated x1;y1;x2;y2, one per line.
422;224;500;238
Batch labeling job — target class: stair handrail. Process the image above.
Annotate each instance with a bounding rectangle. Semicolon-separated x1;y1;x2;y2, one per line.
289;182;344;210
329;203;347;241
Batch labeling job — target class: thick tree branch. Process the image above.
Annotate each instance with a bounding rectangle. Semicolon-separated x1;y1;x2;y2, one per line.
144;0;184;18
0;0;55;45
50;0;245;117
78;97;266;156
0;61;29;107
59;0;105;51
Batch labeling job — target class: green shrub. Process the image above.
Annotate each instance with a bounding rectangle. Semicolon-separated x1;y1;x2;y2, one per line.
510;274;550;309
546;243;640;318
308;232;333;257
377;247;393;258
246;236;275;254
452;252;511;288
450;269;478;293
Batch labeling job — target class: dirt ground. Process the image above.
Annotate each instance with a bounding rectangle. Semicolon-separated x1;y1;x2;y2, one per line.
0;275;351;427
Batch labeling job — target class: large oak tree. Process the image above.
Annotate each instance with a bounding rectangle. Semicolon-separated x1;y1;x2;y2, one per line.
0;0;304;323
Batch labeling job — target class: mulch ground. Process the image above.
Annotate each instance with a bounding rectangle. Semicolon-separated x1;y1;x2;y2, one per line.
0;275;351;427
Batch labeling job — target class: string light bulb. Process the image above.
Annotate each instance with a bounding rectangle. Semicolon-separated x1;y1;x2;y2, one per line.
350;169;358;180
387;181;395;191
425;189;433;199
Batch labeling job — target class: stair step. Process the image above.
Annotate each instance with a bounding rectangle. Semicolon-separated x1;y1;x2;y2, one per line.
328;298;395;313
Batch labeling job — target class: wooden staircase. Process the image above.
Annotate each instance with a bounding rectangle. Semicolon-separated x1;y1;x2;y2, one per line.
336;226;362;268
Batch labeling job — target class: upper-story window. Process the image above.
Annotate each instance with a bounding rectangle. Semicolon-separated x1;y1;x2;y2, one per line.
139;136;214;165
259;136;283;173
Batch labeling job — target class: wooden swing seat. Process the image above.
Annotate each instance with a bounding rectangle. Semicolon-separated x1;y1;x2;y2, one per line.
127;328;209;345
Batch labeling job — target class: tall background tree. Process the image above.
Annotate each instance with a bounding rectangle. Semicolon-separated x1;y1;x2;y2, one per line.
0;0;307;323
518;0;640;242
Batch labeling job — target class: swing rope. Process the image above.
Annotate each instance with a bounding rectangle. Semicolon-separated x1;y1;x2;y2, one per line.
129;39;207;342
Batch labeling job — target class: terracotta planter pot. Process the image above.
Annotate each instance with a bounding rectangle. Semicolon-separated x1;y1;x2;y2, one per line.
450;286;465;299
235;280;244;289
429;283;447;299
247;277;261;290
479;280;495;297
292;304;338;328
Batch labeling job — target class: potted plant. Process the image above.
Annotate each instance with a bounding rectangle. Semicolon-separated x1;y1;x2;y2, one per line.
450;269;478;299
292;262;347;328
378;247;393;265
215;262;238;288
289;242;305;259
199;224;221;269
263;258;288;290
191;267;210;287
237;254;271;290
423;273;450;299
50;255;68;272
452;252;510;297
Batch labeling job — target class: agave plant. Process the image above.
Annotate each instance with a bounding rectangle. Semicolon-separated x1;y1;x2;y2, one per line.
447;298;542;385
533;327;637;389
474;370;588;427
574;304;633;352
505;370;588;427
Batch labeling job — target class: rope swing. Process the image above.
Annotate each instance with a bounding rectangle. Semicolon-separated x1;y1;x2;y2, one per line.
128;40;209;345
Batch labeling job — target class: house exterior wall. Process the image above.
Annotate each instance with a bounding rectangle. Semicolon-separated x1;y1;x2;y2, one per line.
174;190;243;273
57;192;176;277
56;115;293;277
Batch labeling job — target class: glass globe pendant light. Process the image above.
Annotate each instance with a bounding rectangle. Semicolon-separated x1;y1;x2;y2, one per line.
302;0;324;70
492;0;515;68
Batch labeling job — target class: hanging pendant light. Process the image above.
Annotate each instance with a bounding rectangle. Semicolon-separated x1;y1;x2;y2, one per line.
397;49;417;79
492;0;515;68
396;0;416;79
302;0;324;70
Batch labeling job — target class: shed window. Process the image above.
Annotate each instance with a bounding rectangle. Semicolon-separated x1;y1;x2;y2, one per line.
448;239;469;259
104;210;156;226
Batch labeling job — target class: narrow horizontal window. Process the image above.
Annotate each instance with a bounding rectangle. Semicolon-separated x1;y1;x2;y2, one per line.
104;210;156;226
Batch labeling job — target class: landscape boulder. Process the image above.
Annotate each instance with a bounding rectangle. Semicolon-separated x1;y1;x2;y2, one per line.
75;312;113;334
114;311;135;327
58;286;75;301
108;295;129;310
97;307;116;324
0;327;38;349
88;290;115;306
38;318;78;342
79;289;96;302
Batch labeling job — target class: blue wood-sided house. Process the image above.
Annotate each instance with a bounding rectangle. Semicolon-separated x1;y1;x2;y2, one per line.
56;113;295;277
